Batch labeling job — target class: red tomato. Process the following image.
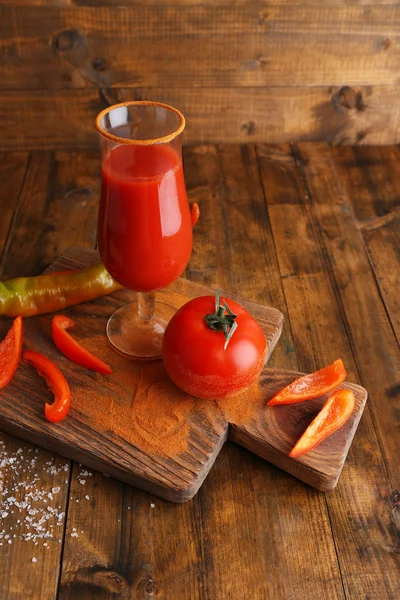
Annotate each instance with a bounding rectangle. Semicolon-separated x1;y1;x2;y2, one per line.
162;294;267;399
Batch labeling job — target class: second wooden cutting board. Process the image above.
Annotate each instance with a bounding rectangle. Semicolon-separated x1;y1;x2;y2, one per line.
0;248;367;502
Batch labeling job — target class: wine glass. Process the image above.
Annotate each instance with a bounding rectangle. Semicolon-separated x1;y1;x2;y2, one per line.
96;101;196;360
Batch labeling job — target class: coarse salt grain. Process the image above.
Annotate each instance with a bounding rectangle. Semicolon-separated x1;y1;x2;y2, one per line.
32;557;37;563
80;470;92;477
0;439;68;546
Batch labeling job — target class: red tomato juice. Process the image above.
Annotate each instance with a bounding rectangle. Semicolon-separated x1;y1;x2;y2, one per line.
98;143;192;292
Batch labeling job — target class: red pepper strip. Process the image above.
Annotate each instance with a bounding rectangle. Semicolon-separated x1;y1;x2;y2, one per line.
23;350;71;423
190;202;200;228
0;263;122;318
267;359;347;405
0;316;23;389
52;315;112;374
289;389;355;458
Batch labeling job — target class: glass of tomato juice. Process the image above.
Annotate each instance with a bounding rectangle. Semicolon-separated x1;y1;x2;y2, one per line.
96;101;194;359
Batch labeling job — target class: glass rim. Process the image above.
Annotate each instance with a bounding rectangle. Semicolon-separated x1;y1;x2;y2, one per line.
95;100;185;145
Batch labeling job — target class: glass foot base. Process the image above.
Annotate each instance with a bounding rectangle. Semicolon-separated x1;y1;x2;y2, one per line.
106;301;176;360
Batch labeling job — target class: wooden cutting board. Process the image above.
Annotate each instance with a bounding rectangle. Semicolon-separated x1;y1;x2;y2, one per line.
0;248;367;502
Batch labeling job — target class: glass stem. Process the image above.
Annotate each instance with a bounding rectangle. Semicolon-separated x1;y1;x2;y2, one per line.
138;292;155;322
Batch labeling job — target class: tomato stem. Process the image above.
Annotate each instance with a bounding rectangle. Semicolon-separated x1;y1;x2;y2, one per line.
205;290;238;350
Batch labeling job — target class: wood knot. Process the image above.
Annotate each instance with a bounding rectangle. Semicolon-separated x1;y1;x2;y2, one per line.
241;121;256;136
333;87;366;112
386;382;400;398
391;489;400;538
381;38;391;50
51;30;81;53
65;567;129;596
391;490;400;509
258;11;270;26
92;57;108;72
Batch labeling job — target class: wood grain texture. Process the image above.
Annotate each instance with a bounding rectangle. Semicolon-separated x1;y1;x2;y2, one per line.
332;145;400;344
2;3;400;149
0;150;101;600
0;152;29;265
0;150;100;279
1;5;399;90
1;144;397;599
0;435;71;600
59;466;154;600
1;85;400;150
295;142;400;487
0;149;69;600
1;0;397;5
257;142;400;599
177;143;346;600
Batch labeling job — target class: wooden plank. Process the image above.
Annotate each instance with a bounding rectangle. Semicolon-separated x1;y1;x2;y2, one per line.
2;0;398;6
0;435;71;600
59;465;154;599
0;150;100;279
2;5;400;90
295;142;400;494
177;144;345;599
332;145;400;343
0;153;65;600
0;152;29;266
2;85;400;151
331;145;400;223
0;149;103;600
362;218;400;344
0;151;68;600
295;142;400;486
254;143;306;206
257;142;400;599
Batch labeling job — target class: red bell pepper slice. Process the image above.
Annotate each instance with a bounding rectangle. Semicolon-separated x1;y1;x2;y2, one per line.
52;315;112;374
23;350;71;423
267;359;347;405
289;389;355;458
0;316;23;389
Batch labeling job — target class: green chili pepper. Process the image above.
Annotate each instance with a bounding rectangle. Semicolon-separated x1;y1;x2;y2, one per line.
0;263;122;318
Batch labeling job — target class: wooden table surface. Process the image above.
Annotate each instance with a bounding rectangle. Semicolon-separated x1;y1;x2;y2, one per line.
0;142;399;600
